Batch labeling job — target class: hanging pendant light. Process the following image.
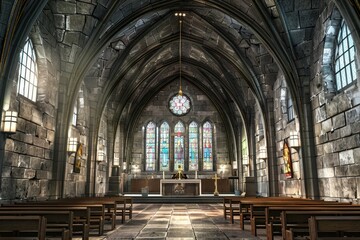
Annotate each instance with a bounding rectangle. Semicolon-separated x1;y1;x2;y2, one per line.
169;12;191;116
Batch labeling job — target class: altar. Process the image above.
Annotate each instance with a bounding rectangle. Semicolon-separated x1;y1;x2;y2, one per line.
160;179;202;196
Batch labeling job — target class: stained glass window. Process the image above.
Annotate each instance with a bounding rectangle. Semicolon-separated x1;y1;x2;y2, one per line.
159;122;170;171
145;122;156;171
174;121;185;170
18;37;38;101
203;121;213;170
335;20;357;91
169;94;191;116
188;121;199;171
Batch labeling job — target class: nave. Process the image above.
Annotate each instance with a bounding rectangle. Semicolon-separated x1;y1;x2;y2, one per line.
102;203;264;240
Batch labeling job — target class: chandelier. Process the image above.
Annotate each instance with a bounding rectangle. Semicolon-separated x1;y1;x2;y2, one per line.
169;12;191;116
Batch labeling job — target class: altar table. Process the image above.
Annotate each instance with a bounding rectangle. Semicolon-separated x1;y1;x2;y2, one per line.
160;179;202;196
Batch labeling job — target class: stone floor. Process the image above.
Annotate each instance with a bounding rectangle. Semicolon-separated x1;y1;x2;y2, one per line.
85;203;276;240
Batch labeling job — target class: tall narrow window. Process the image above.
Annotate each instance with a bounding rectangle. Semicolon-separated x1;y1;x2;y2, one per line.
335;20;357;91
159;122;170;171
188;121;199;171
72;100;78;126
287;89;294;121
145;122;156;171
174;121;185;170
203;121;213;170
17;37;38;101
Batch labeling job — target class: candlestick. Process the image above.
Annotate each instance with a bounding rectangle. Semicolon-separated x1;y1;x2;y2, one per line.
195;170;198;179
163;171;165;179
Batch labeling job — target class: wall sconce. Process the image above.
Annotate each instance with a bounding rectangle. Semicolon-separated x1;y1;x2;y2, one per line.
232;160;238;169
67;138;78;153
1;111;18;134
97;150;106;162
289;132;300;148
258;146;267;161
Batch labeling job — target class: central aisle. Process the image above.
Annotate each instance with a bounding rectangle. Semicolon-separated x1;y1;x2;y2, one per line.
104;203;266;240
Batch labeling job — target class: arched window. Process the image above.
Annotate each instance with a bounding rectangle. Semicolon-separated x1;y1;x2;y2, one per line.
17;37;38;101
72;100;78;126
287;89;294;121
335;20;357;91
188;121;199;171
174;121;185;170
203;121;213;170
145;122;156;171
159;122;170;171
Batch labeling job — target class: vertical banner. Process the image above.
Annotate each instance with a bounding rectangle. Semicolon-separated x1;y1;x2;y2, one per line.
73;143;83;173
283;139;293;178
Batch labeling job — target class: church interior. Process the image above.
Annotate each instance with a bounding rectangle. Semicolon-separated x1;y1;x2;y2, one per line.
0;0;360;239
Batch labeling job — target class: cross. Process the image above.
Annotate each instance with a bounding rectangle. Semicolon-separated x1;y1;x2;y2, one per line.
212;173;219;196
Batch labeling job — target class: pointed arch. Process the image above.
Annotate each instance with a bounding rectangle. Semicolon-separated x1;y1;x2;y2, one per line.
188;121;199;171
202;121;213;171
174;121;185;170
145;121;156;171
159;121;170;171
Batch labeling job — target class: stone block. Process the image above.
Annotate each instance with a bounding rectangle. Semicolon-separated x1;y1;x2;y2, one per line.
36;126;47;139
346;134;360;149
346;105;360;124
354;148;360;164
326;101;338;117
66;15;85;31
25;122;37;135
18;155;30;168
318;167;334;178
4;151;18;167
323;142;333;154
76;2;95;14
321;118;332;133
333;138;346;152
315;106;327;123
323;153;339;167
13;141;27;154
339;149;355;165
332;113;345;130
11;167;26;178
53;14;65;29
285;12;299;30
63;32;80;46
328;129;340;141
351;121;360;134
299;9;319;28
31;108;43;125
19;100;33;120
340;125;352;138
337;94;352;112
328;178;342;197
341;178;357;198
56;1;76;14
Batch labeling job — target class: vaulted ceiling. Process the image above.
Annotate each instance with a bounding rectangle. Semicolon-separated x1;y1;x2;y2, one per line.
63;0;299;131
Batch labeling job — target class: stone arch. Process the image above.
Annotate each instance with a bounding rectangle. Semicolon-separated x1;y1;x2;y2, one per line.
322;6;343;98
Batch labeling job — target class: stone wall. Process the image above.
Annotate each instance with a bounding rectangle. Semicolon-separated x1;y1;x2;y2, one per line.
1;11;60;200
130;80;229;177
311;4;360;202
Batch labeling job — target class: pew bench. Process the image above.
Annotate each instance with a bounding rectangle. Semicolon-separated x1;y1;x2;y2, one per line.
249;200;352;236
0;206;90;240
309;215;360;240
0;210;72;240
0;215;47;240
265;206;360;240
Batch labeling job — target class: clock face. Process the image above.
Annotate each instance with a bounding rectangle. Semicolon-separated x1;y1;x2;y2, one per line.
169;93;191;116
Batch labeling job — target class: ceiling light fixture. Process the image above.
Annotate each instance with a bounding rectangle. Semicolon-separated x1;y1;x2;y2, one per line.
169;12;191;116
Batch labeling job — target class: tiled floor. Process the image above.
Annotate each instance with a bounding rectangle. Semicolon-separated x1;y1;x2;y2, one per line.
97;203;272;240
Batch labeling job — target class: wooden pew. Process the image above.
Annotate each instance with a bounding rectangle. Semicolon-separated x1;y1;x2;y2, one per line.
0;215;47;239
10;202;105;235
0;210;72;240
309;215;360;240
247;200;351;236
265;206;360;240
0;206;90;240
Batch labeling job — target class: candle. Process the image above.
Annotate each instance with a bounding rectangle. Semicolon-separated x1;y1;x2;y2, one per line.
195;170;197;179
163;171;165;179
